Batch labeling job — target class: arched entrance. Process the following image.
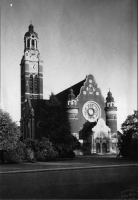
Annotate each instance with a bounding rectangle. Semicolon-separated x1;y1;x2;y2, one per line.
95;141;107;153
102;143;107;153
92;118;111;154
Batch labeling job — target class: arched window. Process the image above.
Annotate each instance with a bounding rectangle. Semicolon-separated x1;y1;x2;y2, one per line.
30;75;33;96
27;39;30;48
32;39;35;49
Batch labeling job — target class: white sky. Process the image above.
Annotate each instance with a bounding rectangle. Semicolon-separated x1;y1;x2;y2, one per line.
1;0;137;131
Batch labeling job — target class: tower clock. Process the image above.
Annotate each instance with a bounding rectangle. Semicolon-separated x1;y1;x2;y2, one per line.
30;62;38;73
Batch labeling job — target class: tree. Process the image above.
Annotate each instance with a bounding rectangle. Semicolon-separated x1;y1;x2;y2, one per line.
39;93;80;157
0;109;26;163
0;109;21;151
121;110;138;135
119;110;138;159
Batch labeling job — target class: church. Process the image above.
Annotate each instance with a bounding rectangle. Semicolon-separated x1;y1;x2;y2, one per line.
20;24;118;155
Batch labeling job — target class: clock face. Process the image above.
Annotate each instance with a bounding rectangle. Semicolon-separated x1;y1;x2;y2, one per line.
30;62;38;72
82;101;101;122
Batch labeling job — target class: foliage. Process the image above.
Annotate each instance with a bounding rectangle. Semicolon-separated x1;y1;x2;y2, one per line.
129;139;138;159
24;138;37;162
4;141;26;163
25;148;36;162
53;143;75;158
0;109;24;163
40;93;71;142
119;110;138;159
0;109;21;151
35;137;58;161
39;93;80;157
0;97;80;163
24;138;36;150
121;110;138;135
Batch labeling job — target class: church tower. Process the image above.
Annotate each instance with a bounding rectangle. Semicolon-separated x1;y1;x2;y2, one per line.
20;24;44;139
104;90;117;134
20;23;43;118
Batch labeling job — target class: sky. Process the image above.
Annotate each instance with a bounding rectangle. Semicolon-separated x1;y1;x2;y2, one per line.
1;0;137;131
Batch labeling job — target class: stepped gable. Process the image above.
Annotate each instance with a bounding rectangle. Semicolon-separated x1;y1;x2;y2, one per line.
77;74;104;103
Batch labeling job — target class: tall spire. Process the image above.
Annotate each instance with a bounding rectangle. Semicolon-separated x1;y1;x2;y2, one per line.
28;22;34;33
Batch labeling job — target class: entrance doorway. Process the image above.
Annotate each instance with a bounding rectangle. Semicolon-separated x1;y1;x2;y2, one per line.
95;142;107;153
96;143;100;153
102;143;107;153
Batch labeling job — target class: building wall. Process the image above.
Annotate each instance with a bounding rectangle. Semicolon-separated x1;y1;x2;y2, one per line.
65;74;118;155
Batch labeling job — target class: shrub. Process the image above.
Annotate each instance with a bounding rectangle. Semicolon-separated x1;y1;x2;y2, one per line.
5;141;26;163
66;150;75;158
25;148;36;162
0;150;7;162
129;139;138;160
53;143;75;158
35;137;58;161
24;138;36;151
24;139;37;162
36;148;58;161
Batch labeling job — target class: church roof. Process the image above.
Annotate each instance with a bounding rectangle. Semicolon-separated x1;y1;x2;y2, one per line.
56;79;86;103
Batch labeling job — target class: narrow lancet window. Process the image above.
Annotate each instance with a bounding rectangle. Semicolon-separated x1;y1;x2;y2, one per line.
27;39;30;48
32;39;35;49
34;75;38;94
30;75;33;96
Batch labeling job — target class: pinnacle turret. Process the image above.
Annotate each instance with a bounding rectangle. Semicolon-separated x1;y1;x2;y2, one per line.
106;89;114;103
68;88;76;101
24;23;38;51
24;23;38;40
104;89;117;135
